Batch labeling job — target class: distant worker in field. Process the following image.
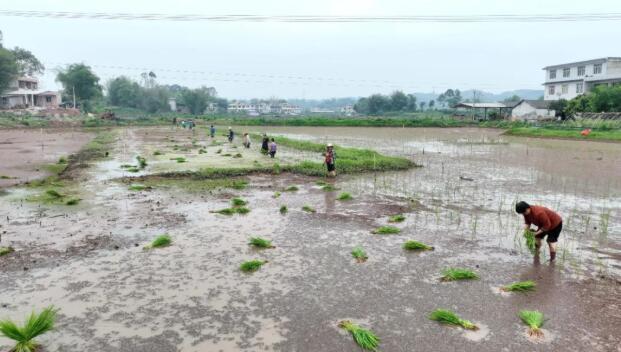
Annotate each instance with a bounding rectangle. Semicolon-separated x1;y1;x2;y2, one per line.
261;133;269;154
228;127;234;143
172;117;177;126
210;125;216;138
268;138;277;158
515;201;563;261
243;133;251;148
324;143;336;177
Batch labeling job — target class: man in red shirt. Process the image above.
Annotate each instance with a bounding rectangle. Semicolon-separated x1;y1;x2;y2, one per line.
515;201;563;261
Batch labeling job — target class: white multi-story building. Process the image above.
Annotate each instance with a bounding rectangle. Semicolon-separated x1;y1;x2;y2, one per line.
1;76;61;109
543;57;621;101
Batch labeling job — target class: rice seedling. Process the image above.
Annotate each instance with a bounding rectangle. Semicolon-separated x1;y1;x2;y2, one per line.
338;320;380;351
145;234;172;249
518;310;545;338
58;157;67;164
0;246;14;256
337;192;353;201
0;175;16;179
302;205;316;213
440;268;479;281
45;189;63;199
388;214;406;223
235;207;250;214
0;305;57;352
372;226;400;234
153;150;162;156
248;237;274;248
280;205;288;214
65;198;80;206
214;208;236;215
402;240;434;251
119;164;134;169
240;259;266;272
429;309;478;330
198;148;207;154
351;247;368;263
128;184;147;191
233;153;243;158
284;185;299;192
127;167;140;173
524;229;537;255
231;197;247;207
501;280;536;293
216;148;222;154
316;180;328;186
136;156;147;169
171;157;186;163
222;153;232;157
272;192;281;198
321;184;338;192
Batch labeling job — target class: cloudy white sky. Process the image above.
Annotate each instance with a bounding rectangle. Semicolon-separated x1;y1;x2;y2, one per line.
1;0;620;99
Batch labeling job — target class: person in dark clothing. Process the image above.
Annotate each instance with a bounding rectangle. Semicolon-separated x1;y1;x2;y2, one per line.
324;143;336;177
210;125;216;138
515;201;563;261
261;134;269;154
228;127;234;142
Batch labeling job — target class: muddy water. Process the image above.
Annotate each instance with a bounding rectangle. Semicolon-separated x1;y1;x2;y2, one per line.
0;126;620;352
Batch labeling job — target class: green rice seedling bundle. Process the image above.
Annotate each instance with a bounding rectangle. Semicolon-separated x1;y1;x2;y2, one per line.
321;184;337;192
501;280;536;293
524;229;537;255
402;240;434;251
337;192;353;201
58;157;67;164
222;153;232;157
198;148;207;154
518;310;545;337
273;192;281;198
280;205;288;214
216;148;222;154
338;320;380;351
214;208;236;215
248;237;274;248
0;246;14;256
388;214;406;223
45;189;64;199
0;305;57;352
145;234;172;249
172;157;186;163
440;268;479;281
302;205;316;213
240;259;266;272
231;197;247;207
65;198;80;206
235;206;250;214
316;180;328;186
372;226;400;234
153;150;162;156
136;156;147;169
429;309;478;330
284;185;299;192
233;153;243;158
120;164;134;169
128;184;147;191
351;247;368;263
127;167;140;173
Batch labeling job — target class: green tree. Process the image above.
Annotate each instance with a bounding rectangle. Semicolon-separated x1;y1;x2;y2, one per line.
10;47;44;76
180;87;212;115
107;76;141;108
367;94;391;115
0;48;18;94
419;101;426;111
429;99;435;109
353;97;369;114
588;85;621;112
56;63;102;111
140;86;170;113
503;95;521;103
406;94;417;111
390;90;408;111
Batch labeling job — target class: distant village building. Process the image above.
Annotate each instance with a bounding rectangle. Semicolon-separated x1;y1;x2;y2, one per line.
0;77;61;109
511;100;555;121
309;108;336;114
340;104;355;116
228;101;301;115
543;57;621;101
168;98;177;112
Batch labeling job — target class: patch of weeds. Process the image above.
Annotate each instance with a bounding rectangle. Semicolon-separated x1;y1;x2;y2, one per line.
213;206;250;215
279;205;288;214
519;310;545;338
58;157;67;164
144;234;172;249
501;280;536;293
429;309;478;330
524;229;537;255
232;197;247;207
42;163;67;175
440;268;479;281
136;156;147;169
388;214;406;223
339;320;380;351
284;185;299;192
128;184;147;191
45;189;64;199
65;198;80;206
372;226;400;234
139;177;247;192
0;246;15;256
153;150;163;156
337;192;352;201
0;305;57;352
272;192;281;198
235;206;250;214
248;237;274;248
302;205;316;213
403;240;433;251
240;259;266;272
351;247;368;263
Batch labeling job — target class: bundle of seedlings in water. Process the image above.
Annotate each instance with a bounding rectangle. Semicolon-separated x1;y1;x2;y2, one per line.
321;184;338;192
222;153;232;157
273;192;281;198
316;180;328;186
58;157;67;164
501;280;536;293
388;214;406;223
65;198;80;206
338;320;380;351
0;305;57;352
402;240;434;251
231;197;247;207
372;226;400;235
120;164;134;169
279;205;288;214
233;153;243;158
198;148;207;154
127;167;140;173
128;184;147;191
45;189;64;199
429;309;478;330
337;192;353;201
0;246;14;256
144;234;172;249
523;229;537;255
302;205;316;213
518;310;545;338
248;237;274;249
214;208;236;215
440;268;479;281
172;157;186;163
153;150;162;156
216;149;222;154
136;156;147;169
351;247;368;263
240;259;267;272
284;185;299;192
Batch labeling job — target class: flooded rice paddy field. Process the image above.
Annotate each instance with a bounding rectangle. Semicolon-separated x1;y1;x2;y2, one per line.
0;126;620;352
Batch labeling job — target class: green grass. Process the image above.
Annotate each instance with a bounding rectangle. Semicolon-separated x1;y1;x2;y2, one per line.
145;234;172;249
351;247;368;262
372;226;400;234
440;268;479;281
524;229;537;255
337;192;353;201
0;246;15;256
302;205;316;213
128;184;147;191
279;205;288;214
339;320;380;351
501;280;536;293
0;305;57;352
505;126;621;141
388;214;406;223
519;310;545;337
45;189;63;199
64;198;80;206
429;309;478;330
231;197;247;206
248;237;274;248
403;240;434;251
284;185;299;192
235;206;250;214
240;259;266;272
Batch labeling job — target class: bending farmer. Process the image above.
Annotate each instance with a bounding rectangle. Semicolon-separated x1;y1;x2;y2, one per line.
515;201;563;261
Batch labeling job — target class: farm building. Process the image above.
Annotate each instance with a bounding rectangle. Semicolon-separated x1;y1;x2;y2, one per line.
511;100;556;121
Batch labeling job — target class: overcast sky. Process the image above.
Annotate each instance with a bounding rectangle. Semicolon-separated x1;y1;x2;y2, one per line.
1;0;620;99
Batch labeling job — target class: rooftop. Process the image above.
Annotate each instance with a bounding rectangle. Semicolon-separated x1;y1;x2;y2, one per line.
542;57;621;70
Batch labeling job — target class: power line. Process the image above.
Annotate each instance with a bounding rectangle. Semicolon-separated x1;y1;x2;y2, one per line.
2;10;621;23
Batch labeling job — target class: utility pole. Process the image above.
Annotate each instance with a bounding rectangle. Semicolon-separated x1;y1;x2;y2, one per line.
72;86;76;108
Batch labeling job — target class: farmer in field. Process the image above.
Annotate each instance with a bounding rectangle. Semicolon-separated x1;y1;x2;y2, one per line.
515;201;562;261
268;138;277;158
243;133;251;148
210;125;216;138
324;143;336;177
228;127;234;143
261;133;270;154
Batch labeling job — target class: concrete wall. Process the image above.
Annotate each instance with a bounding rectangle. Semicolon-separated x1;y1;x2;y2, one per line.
511;102;555;121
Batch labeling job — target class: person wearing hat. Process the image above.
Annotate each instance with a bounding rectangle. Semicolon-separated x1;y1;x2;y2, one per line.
261;133;270;154
515;201;563;261
324;143;336;177
228;127;234;143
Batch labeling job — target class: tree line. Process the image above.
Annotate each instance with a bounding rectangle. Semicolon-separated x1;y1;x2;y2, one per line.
353;89;466;115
